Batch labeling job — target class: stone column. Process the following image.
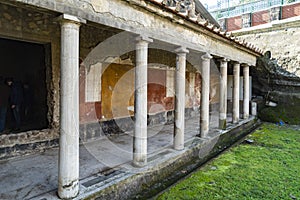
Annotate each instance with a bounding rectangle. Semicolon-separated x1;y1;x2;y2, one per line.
174;47;189;150
58;14;85;199
232;62;240;124
243;64;250;119
133;36;152;167
219;58;229;130
200;53;212;137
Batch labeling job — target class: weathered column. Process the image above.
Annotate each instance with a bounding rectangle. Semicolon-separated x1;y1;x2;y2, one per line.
200;53;212;137
243;64;250;119
232;62;240;124
133;36;152;167
58;14;85;199
174;47;189;150
219;58;229;129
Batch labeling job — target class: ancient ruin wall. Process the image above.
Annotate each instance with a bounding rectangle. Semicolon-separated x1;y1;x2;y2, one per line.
236;20;300;77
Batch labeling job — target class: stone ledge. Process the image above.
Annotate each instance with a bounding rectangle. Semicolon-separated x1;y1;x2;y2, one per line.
0;138;59;160
0;129;58;148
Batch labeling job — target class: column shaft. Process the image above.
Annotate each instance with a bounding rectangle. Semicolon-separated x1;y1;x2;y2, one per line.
219;59;228;129
58;14;85;199
174;47;189;150
200;53;212;137
232;62;240;123
133;36;152;167
243;65;250;119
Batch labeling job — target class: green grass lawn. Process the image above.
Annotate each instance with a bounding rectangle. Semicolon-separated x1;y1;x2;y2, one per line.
157;123;300;200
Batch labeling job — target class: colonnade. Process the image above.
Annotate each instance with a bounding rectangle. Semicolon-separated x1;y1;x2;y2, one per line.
57;14;252;198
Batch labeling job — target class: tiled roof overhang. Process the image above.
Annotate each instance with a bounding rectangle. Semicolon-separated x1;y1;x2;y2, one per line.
145;0;263;56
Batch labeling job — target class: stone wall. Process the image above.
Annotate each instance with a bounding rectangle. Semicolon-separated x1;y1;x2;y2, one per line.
249;53;300;124
235;19;300;77
0;129;59;159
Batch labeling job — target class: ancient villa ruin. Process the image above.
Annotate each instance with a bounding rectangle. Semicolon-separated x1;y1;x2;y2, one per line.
0;0;264;199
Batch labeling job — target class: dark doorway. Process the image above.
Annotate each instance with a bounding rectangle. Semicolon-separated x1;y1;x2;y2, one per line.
0;38;48;133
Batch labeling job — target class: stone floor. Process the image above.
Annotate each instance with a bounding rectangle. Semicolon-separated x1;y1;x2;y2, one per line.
0;112;243;200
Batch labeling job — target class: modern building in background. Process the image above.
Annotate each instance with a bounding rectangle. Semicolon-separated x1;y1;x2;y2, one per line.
207;0;300;31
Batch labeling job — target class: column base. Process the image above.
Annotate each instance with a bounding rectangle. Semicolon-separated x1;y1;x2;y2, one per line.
174;145;184;151
174;127;184;151
219;119;227;130
58;179;79;199
232;118;239;124
200;119;209;138
200;129;209;138
132;158;147;168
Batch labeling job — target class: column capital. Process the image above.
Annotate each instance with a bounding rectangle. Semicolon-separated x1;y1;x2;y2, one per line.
241;63;250;67
58;14;86;24
136;35;153;43
218;58;230;63
232;61;240;65
175;47;189;54
201;52;213;60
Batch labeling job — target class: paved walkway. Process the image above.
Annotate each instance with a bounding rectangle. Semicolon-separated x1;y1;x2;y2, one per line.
0;112;234;200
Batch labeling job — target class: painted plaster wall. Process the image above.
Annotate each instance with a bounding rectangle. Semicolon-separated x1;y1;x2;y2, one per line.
101;64;135;120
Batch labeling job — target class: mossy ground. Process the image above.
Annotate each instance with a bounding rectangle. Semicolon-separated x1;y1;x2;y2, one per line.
157;123;300;200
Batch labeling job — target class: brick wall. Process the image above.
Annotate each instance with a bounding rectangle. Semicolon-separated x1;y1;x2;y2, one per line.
227;16;242;31
252;10;269;26
224;3;300;31
282;2;300;19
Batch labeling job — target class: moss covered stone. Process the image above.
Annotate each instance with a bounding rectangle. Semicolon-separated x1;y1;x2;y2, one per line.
258;102;300;125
